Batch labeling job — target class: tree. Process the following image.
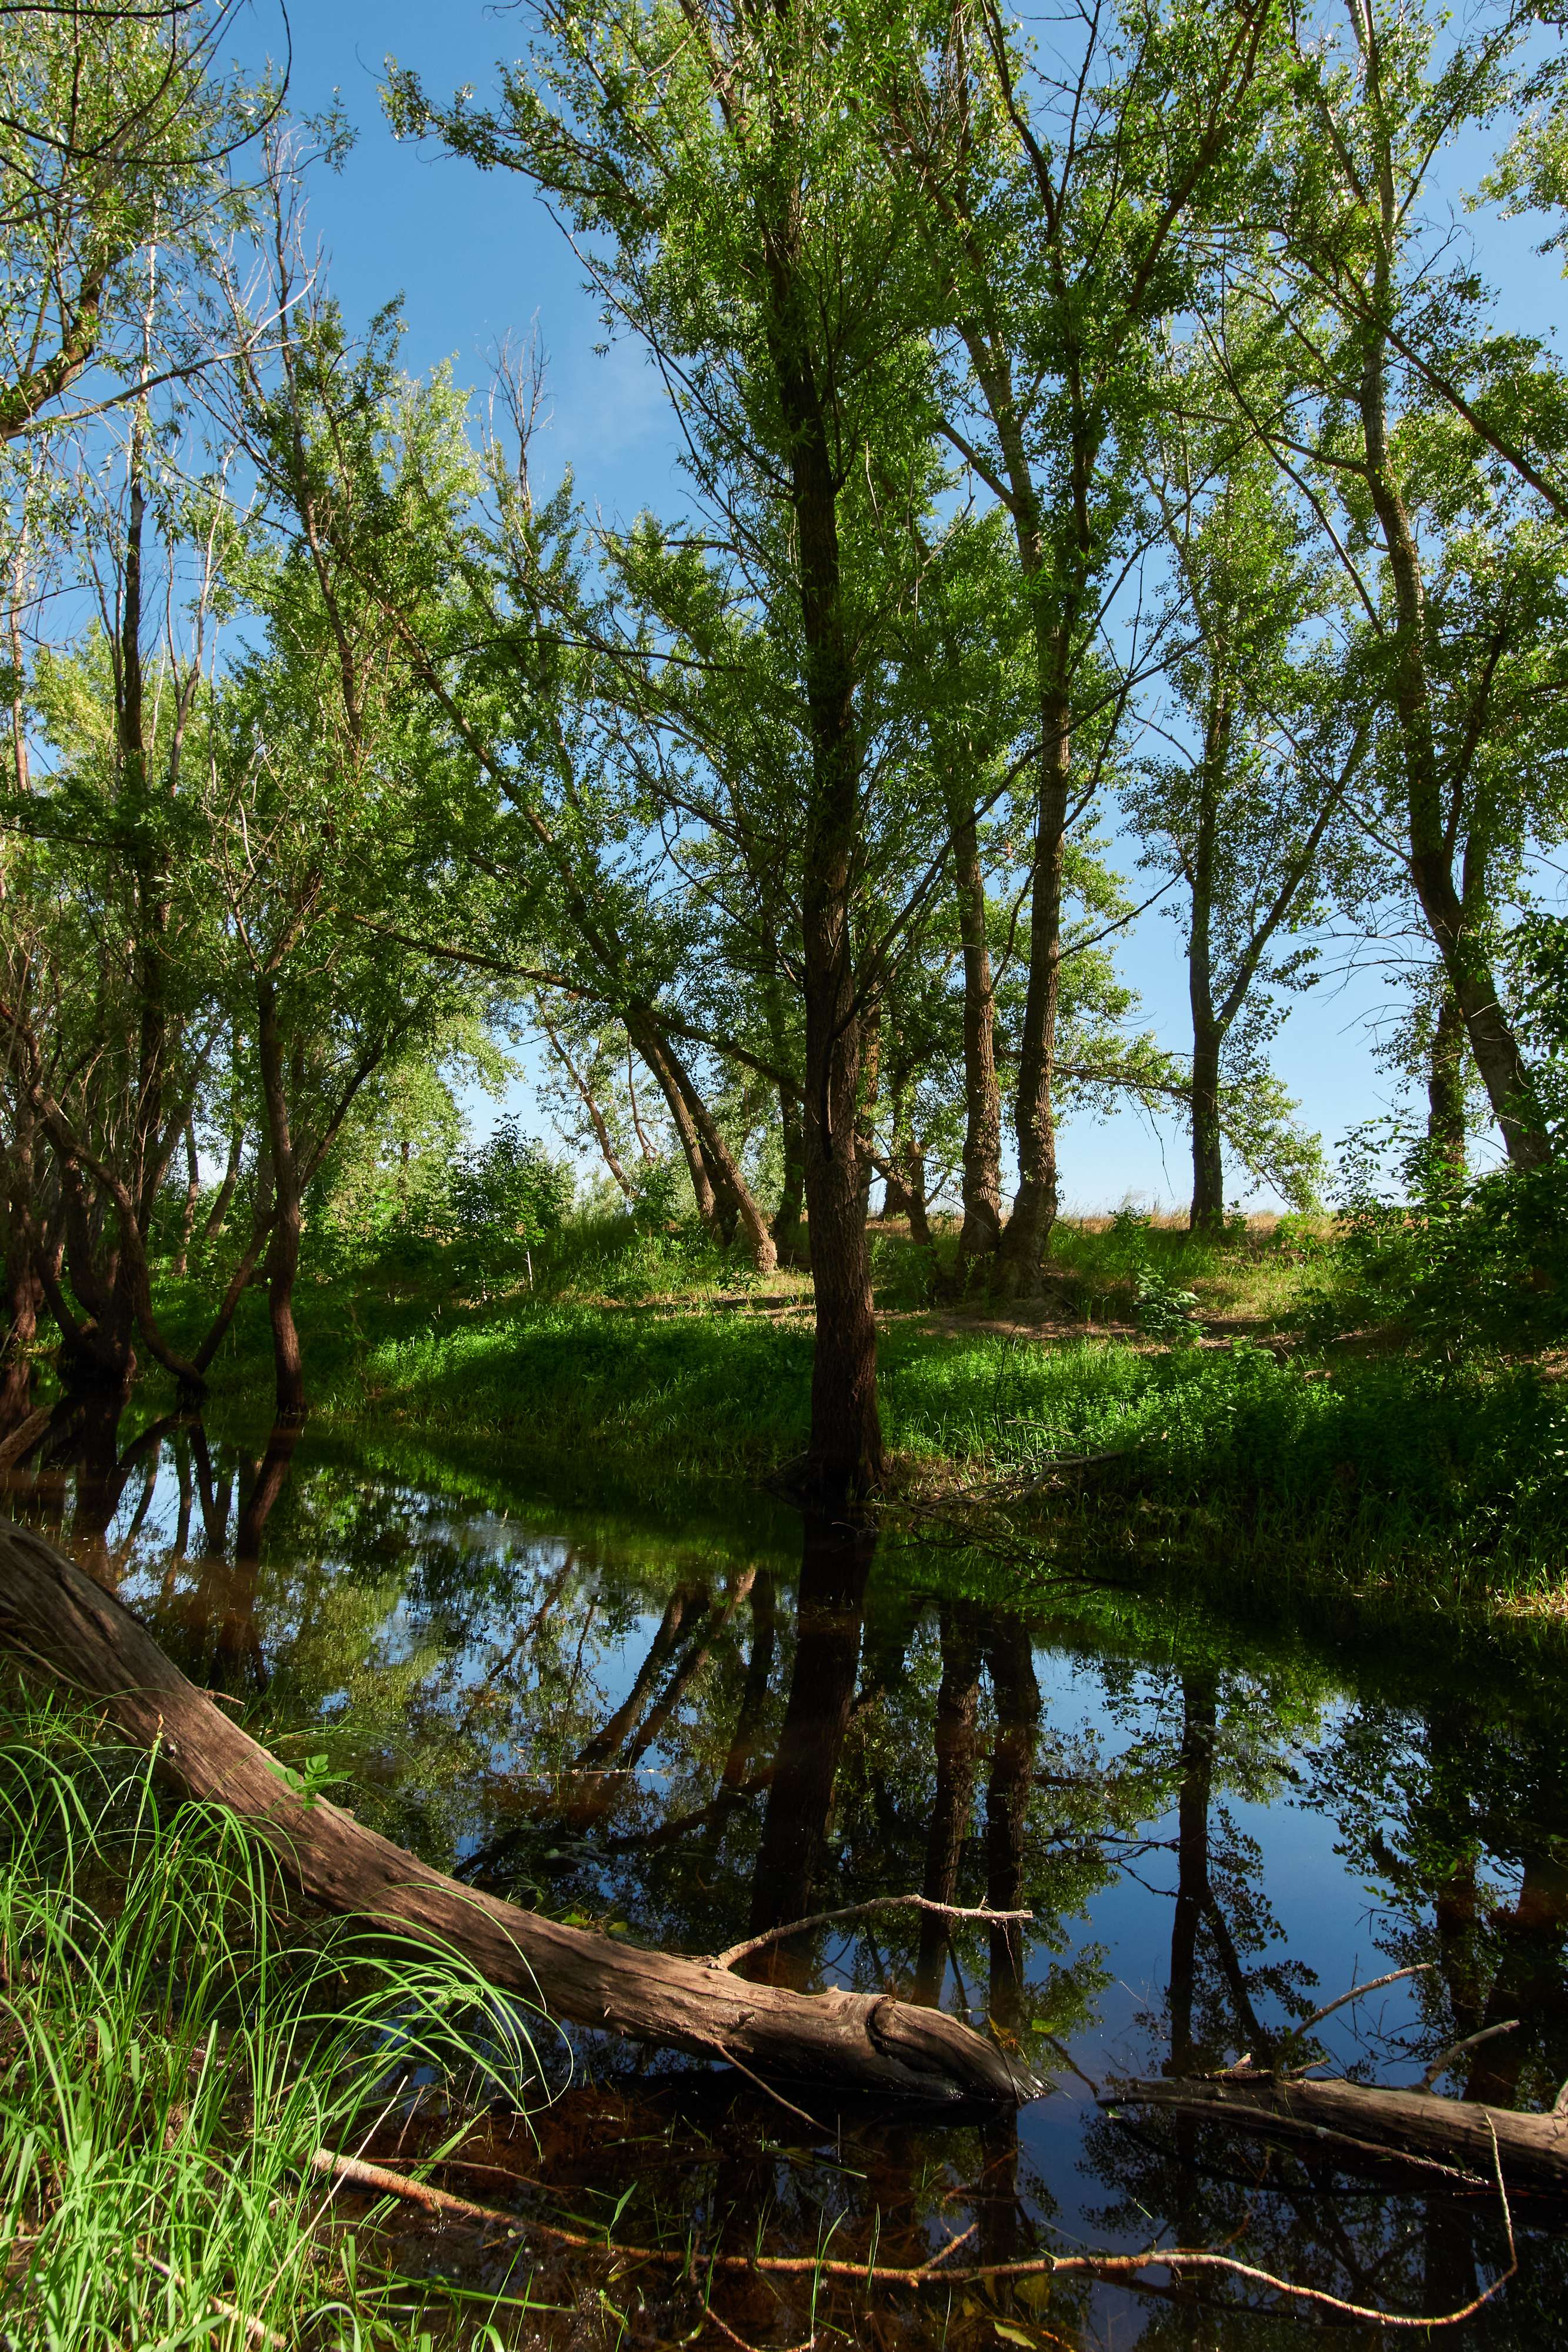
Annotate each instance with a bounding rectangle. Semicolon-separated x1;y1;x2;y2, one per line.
0;0;281;440
0;419;236;1410
1129;407;1358;1227
1254;0;1568;1165
874;0;1276;1285
389;0;951;1498
216;292;484;1418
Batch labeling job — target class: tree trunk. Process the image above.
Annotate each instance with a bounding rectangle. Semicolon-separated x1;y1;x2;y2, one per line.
1427;981;1467;1177
998;672;1071;1292
983;1616;1040;2036
202;1123;244;1243
632;1015;777;1273
0;1514;1029;2104
1186;744;1226;1233
1111;2069;1568;2190
171;1120;201;1276
540;1011;637;1201
914;1605;982;2006
0;1117;42;1434
1189;1027;1225;1236
789;407;883;1495
950;791;1002;1262
773;1085;807;1266
1169;1673;1216;2074
885;1076;932;1248
639;1028;719;1229
1358;329;1546;1167
744;1509;875;1987
256;981;305;1424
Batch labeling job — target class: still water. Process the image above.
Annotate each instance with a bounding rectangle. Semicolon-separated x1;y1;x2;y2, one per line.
14;1416;1568;2345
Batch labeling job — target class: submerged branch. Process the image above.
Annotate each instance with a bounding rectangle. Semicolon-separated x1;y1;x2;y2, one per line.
713;1895;1033;1971
312;2139;1517;2325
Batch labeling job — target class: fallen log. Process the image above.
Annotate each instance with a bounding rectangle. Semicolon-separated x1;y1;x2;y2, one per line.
0;1515;1034;2105
1107;2067;1568;2189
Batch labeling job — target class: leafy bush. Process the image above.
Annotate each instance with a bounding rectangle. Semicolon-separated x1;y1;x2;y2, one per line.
447;1116;573;1243
1134;1264;1202;1342
1302;1122;1568;1351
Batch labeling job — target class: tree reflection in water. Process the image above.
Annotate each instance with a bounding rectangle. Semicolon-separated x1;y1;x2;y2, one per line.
4;1426;1568;2341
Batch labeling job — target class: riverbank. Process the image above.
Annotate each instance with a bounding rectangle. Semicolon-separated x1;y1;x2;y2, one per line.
155;1213;1568;1622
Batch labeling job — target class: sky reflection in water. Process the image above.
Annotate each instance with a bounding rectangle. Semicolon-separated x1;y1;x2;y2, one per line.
13;1417;1568;2347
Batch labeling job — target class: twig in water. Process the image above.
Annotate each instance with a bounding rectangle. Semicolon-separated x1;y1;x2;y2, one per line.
1419;2019;1519;2092
136;2252;285;2351
712;1895;1032;1972
689;2032;829;2137
311;2146;1520;2323
914;2219;978;2274
701;2305;815;2352
1276;1964;1435;2070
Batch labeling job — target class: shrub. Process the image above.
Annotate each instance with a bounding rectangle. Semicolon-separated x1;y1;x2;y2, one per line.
1303;1123;1568;1351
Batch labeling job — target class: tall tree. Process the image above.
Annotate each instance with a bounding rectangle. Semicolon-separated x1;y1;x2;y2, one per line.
1130;413;1359;1227
1256;0;1568;1165
874;0;1275;1286
389;0;948;1498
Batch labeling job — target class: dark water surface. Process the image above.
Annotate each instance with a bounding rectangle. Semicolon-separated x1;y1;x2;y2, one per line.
15;1416;1568;2347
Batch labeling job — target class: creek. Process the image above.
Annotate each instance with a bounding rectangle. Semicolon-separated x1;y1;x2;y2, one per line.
11;1413;1568;2347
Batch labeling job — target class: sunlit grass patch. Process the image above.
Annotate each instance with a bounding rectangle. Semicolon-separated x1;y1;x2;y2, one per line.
0;1691;554;2350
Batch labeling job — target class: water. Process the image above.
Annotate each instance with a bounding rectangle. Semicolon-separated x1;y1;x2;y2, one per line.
12;1414;1568;2345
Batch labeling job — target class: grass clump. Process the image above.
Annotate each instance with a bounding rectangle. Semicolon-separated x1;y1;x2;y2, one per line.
0;1690;550;2350
354;1302;816;1478
887;1335;1568;1602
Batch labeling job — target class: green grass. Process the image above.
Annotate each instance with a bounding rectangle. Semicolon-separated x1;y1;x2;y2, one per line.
149;1207;1568;1613
883;1335;1568;1599
0;1688;553;2350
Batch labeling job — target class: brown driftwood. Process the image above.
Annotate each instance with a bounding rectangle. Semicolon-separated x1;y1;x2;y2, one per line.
1108;2066;1568;2189
310;2146;1519;2328
0;1515;1033;2104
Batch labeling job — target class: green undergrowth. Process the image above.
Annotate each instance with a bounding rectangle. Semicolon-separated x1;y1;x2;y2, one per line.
892;1337;1568;1605
0;1688;557;2350
155;1210;1568;1611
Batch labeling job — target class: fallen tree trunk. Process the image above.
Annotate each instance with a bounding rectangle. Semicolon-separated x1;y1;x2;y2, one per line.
0;1515;1034;2105
1109;2068;1568;2189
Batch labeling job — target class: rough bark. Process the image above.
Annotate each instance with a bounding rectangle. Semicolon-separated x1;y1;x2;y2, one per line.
998;674;1071;1292
1189;1023;1225;1236
949;792;1002;1262
884;1078;933;1249
1111;2068;1568;2189
0;1513;1029;2104
1427;981;1467;1176
256;981;305;1424
788;400;882;1497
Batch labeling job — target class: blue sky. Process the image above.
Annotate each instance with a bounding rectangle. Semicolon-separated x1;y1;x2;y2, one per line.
236;0;1565;1211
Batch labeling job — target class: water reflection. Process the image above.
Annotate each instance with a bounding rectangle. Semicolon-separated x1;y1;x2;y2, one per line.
6;1410;1568;2341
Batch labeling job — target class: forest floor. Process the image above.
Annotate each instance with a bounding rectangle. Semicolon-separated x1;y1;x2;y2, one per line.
154;1208;1568;1623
